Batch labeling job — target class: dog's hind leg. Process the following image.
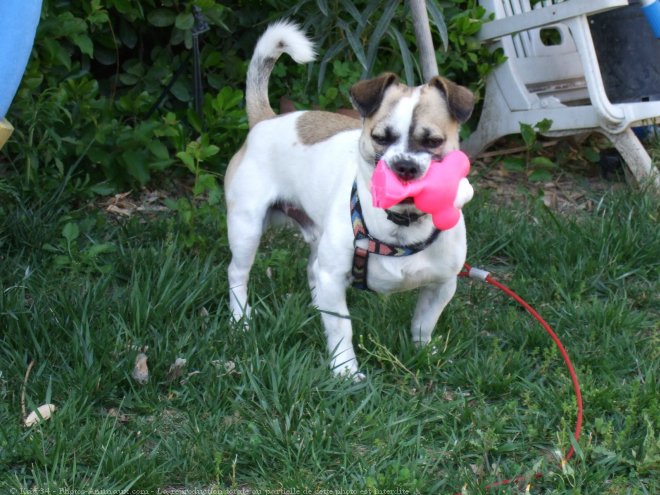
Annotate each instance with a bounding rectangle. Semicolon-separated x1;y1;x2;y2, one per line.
411;277;458;346
307;240;319;298
227;205;268;324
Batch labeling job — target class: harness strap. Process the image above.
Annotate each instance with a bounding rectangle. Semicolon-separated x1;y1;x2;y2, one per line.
350;181;440;290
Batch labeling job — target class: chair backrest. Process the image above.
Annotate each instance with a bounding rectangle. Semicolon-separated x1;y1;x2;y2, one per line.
483;0;590;110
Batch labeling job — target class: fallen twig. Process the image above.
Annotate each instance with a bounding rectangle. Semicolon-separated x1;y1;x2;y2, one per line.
20;360;35;420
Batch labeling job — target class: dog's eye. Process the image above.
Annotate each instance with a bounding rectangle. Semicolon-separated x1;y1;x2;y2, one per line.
372;129;398;146
421;136;445;149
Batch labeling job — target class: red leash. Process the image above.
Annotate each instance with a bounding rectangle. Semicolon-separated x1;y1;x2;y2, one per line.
454;263;584;493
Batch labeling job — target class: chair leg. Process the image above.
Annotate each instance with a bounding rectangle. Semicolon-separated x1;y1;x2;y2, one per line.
461;125;501;160
602;128;660;189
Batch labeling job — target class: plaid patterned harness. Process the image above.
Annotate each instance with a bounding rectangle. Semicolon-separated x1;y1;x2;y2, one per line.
350;181;441;290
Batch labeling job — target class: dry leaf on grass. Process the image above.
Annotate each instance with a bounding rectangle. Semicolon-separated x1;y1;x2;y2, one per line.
166;357;187;382
223;361;236;374
104;191;135;217
102;190;171;218
106;407;130;423
24;404;56;427
132;352;149;384
199;306;210;330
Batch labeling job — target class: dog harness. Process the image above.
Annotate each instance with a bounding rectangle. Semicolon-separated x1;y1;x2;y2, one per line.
350;181;441;290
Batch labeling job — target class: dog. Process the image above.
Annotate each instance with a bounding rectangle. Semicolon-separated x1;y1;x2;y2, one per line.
225;21;475;379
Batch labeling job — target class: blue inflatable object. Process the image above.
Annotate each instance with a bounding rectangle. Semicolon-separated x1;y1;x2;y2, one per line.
641;0;660;38
0;0;43;119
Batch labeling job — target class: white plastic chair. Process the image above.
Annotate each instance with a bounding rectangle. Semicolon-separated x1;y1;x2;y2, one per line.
462;0;660;186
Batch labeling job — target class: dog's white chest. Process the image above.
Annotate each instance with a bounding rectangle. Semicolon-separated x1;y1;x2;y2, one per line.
364;250;447;292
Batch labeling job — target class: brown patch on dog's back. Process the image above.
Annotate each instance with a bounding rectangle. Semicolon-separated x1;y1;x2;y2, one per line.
297;111;360;145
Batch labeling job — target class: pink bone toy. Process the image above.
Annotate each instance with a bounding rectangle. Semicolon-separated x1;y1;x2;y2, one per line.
371;150;473;231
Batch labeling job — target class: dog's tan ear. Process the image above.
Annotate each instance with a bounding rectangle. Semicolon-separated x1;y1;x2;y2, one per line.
429;76;475;124
349;72;400;118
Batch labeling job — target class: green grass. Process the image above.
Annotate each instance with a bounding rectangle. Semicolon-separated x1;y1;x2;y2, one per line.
0;180;658;495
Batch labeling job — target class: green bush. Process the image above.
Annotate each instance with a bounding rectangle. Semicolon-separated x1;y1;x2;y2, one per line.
1;0;500;196
4;0;246;193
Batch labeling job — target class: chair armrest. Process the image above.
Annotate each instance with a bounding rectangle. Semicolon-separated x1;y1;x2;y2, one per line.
478;0;629;41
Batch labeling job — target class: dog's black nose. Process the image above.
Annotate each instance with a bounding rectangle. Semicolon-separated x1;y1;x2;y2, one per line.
391;159;421;181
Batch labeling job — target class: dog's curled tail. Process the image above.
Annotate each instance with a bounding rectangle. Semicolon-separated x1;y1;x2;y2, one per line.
246;21;315;129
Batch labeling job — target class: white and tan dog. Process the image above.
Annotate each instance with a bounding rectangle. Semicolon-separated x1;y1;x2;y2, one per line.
225;21;475;378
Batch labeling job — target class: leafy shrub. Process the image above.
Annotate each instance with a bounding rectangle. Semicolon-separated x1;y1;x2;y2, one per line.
1;0;500;196
3;0;249;193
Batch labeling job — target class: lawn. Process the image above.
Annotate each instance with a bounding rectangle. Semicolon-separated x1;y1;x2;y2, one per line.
0;164;658;494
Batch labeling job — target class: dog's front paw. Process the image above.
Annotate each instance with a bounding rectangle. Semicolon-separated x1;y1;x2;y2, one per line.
339;369;366;383
230;305;252;331
333;364;366;382
412;336;432;348
352;371;367;382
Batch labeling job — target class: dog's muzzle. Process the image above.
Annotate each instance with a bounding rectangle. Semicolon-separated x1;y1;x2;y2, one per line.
390;158;422;181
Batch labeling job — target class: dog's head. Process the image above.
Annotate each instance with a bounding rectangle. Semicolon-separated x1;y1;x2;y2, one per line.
350;73;474;189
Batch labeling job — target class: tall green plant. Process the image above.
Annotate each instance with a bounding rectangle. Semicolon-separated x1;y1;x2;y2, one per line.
280;0;500;95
